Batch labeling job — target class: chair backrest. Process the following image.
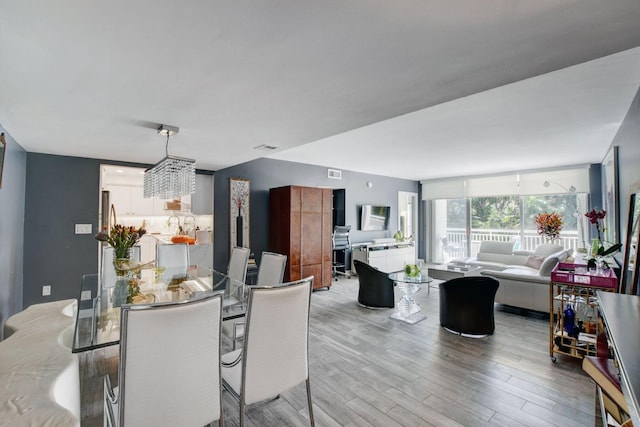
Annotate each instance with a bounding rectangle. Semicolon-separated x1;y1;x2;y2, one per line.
256;252;287;286
228;246;251;284
242;276;314;405
156;243;189;283
79;274;99;311
101;246;141;288
332;225;351;250
353;260;395;308
117;293;223;426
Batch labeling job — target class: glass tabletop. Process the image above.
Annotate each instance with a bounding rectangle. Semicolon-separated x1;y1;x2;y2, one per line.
388;271;433;284
72;268;246;353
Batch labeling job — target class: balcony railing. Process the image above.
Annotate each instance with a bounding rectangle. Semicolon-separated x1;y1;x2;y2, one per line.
442;228;579;260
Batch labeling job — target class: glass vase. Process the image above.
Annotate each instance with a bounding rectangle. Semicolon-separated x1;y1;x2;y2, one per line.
591;238;601;258
112;255;141;306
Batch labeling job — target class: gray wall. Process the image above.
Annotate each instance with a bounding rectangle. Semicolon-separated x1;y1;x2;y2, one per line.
23;154;103;307
0;128;27;339
213;158;419;271
612;86;640;246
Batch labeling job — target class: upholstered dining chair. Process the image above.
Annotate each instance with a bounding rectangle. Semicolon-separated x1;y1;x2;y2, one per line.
221;276;315;427
223;251;287;350
156;243;190;285
353;260;395;308
104;293;224;427
227;246;251;284
101;245;141;289
439;276;499;337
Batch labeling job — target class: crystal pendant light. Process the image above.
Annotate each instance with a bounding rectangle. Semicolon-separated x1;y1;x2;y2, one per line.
143;124;196;199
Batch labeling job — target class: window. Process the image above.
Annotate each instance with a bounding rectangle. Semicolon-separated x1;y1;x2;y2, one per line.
431;193;587;262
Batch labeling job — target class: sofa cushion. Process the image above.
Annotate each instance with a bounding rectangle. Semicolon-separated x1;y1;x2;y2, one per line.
476;252;517;265
481;267;547;282
524;255;545;270
534;244;565;258
513;250;534;256
539;250;569;276
466;260;507;270
478;240;515;255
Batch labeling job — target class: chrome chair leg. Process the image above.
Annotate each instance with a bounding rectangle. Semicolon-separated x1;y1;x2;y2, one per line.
306;378;315;426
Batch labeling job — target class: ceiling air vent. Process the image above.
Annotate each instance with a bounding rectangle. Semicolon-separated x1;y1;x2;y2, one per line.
254;144;279;151
328;169;342;179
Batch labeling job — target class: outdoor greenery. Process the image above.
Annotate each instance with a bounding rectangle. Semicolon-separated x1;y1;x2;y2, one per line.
446;194;580;231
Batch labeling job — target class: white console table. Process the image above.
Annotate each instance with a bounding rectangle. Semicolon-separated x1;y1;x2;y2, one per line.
352;241;415;273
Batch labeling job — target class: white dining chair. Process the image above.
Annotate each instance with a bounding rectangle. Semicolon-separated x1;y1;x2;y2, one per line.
156;243;189;284
104;293;224;427
223;251;287;349
221;276;315;426
101;245;141;289
227;246;251;284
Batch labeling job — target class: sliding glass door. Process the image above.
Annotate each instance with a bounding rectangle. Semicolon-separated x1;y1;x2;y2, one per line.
431;193;587;263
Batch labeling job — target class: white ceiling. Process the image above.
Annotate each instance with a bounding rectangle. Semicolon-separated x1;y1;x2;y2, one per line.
2;1;640;181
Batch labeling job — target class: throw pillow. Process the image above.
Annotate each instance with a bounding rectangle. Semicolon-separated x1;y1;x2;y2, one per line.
539;250;567;276
524;255;545;270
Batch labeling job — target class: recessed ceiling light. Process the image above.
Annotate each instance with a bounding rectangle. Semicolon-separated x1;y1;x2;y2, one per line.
115;169;124;174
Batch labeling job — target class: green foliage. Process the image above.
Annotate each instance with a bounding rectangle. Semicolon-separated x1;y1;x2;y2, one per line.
471;197;520;229
446;194;580;232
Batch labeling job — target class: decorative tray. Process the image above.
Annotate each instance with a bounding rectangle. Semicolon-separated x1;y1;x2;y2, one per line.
550;262;617;288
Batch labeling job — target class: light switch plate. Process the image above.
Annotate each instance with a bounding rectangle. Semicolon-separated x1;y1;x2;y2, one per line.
75;224;92;234
80;290;92;301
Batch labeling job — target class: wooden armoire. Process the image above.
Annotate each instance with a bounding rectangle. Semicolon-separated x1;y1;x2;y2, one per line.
269;185;333;289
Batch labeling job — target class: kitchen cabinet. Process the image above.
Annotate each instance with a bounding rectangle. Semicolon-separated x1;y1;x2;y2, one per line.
192;174;214;215
269;185;332;290
105;184;192;216
105;184;156;216
139;234;157;264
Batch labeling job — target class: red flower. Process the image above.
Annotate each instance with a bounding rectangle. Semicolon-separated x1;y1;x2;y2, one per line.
585;208;606;225
534;212;564;240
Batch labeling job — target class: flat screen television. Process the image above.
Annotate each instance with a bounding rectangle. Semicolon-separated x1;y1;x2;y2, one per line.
360;205;391;231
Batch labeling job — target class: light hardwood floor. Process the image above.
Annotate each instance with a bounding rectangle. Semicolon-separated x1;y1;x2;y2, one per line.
80;277;597;426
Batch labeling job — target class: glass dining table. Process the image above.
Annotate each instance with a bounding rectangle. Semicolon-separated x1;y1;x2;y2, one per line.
72;268;247;353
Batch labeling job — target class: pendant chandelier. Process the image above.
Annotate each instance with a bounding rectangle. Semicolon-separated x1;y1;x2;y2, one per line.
143;124;196;199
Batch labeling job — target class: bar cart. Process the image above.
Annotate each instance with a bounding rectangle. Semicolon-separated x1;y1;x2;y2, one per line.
549;262;618;362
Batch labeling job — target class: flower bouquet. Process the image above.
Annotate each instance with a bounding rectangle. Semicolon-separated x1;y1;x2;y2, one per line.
95;224;147;260
534;212;563;242
96;223;148;303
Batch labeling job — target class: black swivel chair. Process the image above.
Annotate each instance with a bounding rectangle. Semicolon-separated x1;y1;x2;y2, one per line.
332;225;351;280
439;276;499;336
353;260;395;308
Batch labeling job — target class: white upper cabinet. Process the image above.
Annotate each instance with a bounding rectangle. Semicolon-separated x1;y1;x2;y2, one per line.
192;174;214;215
101;164;197;216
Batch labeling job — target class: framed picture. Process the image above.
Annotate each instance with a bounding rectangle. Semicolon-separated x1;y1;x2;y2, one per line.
0;133;6;189
601;145;620;244
230;178;250;250
621;191;640;294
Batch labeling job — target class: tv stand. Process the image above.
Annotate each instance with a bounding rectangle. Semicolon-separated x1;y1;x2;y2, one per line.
352;241;415;273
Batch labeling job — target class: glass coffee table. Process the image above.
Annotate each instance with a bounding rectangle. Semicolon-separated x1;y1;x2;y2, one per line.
388;271;432;324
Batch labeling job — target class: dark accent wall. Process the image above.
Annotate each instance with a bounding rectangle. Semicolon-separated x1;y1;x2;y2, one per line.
612;86;640;245
23;154;103;307
213;158;419;272
0;128;27;339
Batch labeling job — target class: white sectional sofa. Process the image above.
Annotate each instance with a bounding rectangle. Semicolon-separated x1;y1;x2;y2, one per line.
450;241;569;312
1;299;81;426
